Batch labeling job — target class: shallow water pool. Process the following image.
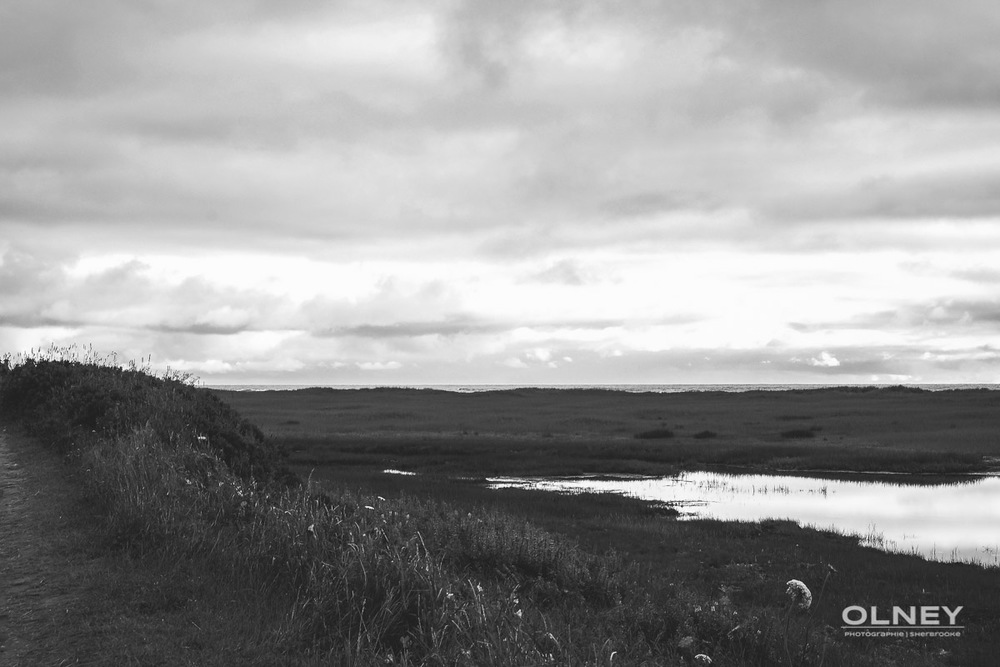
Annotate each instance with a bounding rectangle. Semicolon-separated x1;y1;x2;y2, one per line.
487;471;1000;567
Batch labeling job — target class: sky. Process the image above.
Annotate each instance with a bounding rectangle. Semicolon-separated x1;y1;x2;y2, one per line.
3;0;1000;386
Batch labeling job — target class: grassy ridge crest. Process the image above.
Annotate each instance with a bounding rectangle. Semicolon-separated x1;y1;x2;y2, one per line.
0;348;290;484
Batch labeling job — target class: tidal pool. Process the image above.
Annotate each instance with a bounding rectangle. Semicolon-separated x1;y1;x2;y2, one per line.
487;471;1000;567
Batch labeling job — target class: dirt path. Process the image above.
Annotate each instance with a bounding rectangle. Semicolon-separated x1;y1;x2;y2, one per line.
0;425;287;667
0;425;107;666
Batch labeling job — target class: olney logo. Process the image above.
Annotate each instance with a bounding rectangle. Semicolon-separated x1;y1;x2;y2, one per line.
841;605;963;638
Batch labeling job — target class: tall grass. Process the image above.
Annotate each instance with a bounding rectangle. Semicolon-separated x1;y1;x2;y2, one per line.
0;347;940;665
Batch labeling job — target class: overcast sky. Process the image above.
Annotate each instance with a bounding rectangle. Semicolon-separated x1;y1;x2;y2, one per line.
3;0;1000;385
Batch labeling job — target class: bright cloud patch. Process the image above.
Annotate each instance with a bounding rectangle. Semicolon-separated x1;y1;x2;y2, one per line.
810;352;842;368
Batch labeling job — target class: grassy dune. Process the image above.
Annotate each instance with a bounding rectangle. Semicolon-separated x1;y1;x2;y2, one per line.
1;351;997;665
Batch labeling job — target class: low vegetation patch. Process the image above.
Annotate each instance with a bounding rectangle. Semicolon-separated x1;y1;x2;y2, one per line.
780;428;818;439
633;428;675;440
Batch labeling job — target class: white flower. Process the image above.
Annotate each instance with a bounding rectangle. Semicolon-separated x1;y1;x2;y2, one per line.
694;655;713;665
785;579;812;611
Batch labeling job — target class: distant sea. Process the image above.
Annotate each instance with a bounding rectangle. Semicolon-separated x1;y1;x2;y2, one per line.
206;383;1000;393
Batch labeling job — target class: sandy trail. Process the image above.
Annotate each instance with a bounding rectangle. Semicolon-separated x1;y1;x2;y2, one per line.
0;425;105;666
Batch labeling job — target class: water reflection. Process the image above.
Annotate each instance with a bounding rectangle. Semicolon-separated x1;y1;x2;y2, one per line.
487;471;1000;567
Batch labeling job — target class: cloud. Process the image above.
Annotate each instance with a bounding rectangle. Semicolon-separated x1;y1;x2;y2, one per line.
952;268;1000;285
298;279;466;334
920;346;1000;368
328;320;503;339
6;0;999;263
4;2;1000;384
800;300;1000;331
810;351;841;368
0;247;290;336
710;0;1000;110
523;259;597;286
356;361;403;371
790;309;913;334
599;191;720;219
767;170;1000;223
